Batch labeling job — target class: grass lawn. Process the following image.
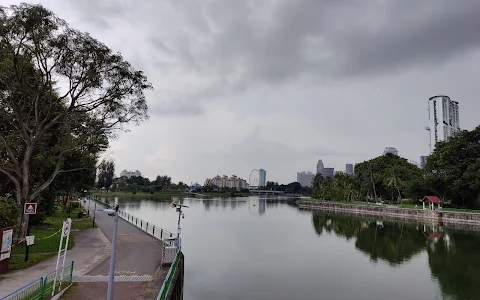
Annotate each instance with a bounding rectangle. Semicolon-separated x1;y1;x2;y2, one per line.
8;206;93;271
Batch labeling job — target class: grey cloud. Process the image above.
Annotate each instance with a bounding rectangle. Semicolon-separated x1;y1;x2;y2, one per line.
65;0;480;101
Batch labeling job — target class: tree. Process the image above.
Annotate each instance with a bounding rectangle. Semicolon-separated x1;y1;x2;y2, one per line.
97;159;115;189
386;170;403;203
425;126;480;208
0;4;152;236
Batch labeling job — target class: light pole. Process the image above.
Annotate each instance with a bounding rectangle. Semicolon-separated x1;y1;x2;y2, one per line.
103;205;119;300
171;203;188;248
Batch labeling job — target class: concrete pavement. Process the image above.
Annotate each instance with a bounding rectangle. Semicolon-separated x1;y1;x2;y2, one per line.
0;227;110;298
82;201;163;277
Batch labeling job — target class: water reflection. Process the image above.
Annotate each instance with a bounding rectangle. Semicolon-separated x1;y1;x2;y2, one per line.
312;211;480;300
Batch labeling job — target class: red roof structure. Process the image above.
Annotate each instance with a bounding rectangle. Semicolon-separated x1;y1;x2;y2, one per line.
422;196;441;203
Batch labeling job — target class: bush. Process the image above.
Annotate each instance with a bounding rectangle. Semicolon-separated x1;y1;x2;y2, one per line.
0;197;18;227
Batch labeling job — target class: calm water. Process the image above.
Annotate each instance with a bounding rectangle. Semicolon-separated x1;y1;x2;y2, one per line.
104;196;480;300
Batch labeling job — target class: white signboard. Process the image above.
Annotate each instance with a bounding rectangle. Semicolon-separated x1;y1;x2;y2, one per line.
0;229;13;261
26;235;35;246
62;218;72;237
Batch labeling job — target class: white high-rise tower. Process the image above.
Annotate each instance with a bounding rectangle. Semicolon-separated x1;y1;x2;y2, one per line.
426;95;460;152
316;160;324;175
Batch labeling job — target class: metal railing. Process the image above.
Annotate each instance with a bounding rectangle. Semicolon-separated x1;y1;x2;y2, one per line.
157;249;182;300
117;210;176;246
1;261;74;300
89;196;176;245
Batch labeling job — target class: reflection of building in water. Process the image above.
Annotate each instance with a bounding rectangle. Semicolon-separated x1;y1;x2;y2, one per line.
259;199;266;216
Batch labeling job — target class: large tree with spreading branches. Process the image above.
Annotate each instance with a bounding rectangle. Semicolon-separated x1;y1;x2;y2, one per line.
0;4;152;236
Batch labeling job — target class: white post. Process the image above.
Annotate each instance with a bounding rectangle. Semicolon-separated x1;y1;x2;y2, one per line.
107;206;119;300
423;202;425;210
52;221;66;296
58;223;71;292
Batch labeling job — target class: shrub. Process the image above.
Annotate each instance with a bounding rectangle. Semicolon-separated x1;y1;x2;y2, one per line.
0;197;18;227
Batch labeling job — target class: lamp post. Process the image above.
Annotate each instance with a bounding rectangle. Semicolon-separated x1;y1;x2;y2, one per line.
103;205;119;300
171;203;188;248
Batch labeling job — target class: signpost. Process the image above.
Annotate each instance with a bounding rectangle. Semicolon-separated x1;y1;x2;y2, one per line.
0;229;13;261
24;203;37;214
24;203;37;261
52;218;72;296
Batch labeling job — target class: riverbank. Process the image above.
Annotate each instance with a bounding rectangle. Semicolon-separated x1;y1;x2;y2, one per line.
91;190;251;198
90;191;187;197
297;200;480;227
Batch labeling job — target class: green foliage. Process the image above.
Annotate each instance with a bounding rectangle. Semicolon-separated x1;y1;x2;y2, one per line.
0;3;150;237
425;126;480;209
97;159;115;189
0;197;18;227
312;173;359;201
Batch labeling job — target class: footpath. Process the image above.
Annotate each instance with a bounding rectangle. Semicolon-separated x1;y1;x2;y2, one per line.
0;227;110;298
64;201;166;300
0;200;167;300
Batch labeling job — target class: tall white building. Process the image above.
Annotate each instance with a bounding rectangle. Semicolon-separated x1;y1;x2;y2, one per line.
383;147;398;156
259;169;267;187
427;95;460;152
297;171;314;187
316;160;324;175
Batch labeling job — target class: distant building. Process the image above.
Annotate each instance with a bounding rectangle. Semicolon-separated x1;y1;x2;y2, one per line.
316;160;325;175
208;175;248;190
259;169;267;187
345;164;354;175
335;171;344;175
297;171;314;187
427;95;460;152
420;156;427;168
119;169;142;178
383;147;399;156
323;168;334;178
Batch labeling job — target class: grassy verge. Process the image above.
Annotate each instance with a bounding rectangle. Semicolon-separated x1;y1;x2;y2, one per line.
8;206;93;271
297;199;480;214
90;191;187;197
59;282;78;299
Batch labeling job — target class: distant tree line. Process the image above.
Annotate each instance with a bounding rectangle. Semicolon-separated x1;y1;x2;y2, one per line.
96;160;187;193
312;125;480;209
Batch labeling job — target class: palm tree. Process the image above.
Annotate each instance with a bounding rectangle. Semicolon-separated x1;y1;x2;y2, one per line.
387;171;403;204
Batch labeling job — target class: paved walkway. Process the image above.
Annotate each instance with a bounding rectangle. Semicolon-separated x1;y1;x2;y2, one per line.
0;227;110;298
65;201;166;299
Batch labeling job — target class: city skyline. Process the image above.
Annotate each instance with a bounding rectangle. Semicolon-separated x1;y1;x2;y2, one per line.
55;0;480;184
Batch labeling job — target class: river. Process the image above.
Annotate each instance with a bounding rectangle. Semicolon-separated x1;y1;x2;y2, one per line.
101;195;480;300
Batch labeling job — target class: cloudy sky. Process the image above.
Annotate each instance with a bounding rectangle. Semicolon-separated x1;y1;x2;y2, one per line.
5;0;480;184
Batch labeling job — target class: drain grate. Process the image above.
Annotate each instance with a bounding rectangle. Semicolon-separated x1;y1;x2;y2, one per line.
73;275;153;282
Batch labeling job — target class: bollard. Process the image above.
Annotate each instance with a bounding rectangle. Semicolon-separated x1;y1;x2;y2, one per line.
136;218;137;225
141;220;143;228
161;230;163;239
153;225;155;235
146;222;148;231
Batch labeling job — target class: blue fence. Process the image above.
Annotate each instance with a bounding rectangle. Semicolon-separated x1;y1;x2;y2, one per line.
1;261;74;300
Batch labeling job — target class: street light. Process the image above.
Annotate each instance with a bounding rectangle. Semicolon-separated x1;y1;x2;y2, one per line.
171;203;188;249
103;205;119;300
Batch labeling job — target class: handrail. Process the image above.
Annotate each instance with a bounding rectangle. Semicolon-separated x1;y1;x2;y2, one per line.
1;261;74;300
89;196;175;243
157;248;182;300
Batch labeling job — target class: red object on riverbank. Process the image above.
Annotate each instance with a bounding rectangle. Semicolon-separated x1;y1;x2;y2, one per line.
423;196;441;203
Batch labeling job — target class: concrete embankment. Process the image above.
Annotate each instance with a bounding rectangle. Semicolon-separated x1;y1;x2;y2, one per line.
297;201;480;228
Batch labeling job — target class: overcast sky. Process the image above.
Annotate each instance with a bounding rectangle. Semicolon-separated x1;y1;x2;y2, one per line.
5;0;480;184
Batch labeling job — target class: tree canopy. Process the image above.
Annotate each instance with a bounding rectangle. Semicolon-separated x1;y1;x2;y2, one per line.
0;4;151;235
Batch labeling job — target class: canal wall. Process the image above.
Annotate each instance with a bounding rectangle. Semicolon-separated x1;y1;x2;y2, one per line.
297;201;480;228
